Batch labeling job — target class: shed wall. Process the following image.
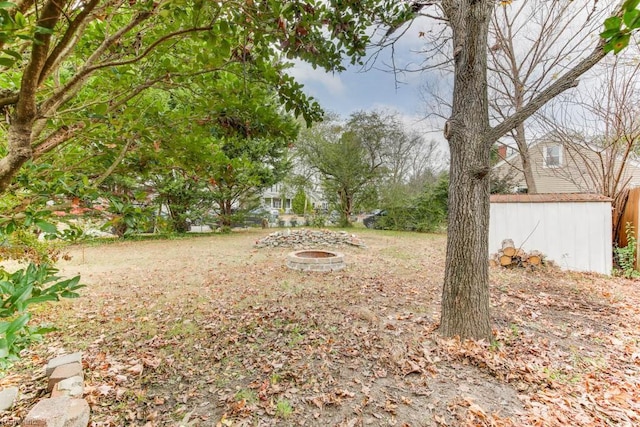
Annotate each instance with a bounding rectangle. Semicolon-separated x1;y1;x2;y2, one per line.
489;201;612;274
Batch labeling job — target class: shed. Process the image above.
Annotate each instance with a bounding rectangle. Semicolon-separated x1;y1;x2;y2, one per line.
489;193;612;274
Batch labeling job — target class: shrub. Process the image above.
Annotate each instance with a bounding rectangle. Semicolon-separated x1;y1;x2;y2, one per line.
375;174;449;233
614;222;639;278
103;196;150;237
0;264;84;364
412;174;448;232
291;189;307;215
309;214;326;228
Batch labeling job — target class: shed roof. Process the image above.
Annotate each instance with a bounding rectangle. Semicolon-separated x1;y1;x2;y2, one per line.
490;193;612;203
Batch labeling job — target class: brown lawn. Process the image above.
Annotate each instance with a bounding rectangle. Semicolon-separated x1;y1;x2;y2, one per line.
1;229;639;426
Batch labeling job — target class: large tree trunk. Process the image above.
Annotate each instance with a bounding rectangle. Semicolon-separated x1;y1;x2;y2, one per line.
339;188;352;227
0;0;64;191
440;0;493;340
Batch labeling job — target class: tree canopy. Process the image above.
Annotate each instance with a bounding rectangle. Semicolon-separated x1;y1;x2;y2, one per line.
0;0;410;192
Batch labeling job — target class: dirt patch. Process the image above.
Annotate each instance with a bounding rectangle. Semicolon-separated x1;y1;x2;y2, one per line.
2;229;639;426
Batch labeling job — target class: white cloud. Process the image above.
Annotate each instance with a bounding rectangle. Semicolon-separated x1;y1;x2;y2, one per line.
289;61;347;98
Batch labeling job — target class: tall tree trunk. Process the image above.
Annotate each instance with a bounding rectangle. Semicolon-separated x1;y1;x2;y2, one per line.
0;0;64;191
513;124;537;193
440;0;493;340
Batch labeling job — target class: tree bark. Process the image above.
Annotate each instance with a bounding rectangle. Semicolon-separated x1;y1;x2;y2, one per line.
0;0;65;192
440;0;493;340
513;123;537;193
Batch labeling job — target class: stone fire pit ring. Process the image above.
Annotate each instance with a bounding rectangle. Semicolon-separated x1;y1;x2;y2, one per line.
286;249;346;272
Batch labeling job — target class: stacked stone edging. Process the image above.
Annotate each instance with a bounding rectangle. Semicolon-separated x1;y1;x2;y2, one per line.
23;351;90;426
255;229;366;249
286;250;346;272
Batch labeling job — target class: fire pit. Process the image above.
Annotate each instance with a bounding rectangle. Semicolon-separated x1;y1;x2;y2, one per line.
286;250;346;272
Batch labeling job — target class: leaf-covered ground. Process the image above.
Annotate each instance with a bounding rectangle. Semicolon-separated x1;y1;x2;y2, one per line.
2;229;639;426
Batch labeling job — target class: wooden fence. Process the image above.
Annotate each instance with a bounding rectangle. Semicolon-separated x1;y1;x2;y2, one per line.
614;187;640;268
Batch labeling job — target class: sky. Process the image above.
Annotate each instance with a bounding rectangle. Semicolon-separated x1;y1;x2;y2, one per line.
287;0;625;158
290;60;426;120
288;19;447;140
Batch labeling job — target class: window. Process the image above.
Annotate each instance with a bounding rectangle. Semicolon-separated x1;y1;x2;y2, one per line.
273;199;281;209
544;144;562;168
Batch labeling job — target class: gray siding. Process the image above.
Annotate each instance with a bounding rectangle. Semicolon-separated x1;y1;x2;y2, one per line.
493;141;640;194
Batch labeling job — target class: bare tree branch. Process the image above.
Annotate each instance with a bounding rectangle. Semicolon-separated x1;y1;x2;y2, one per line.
32;123;87;159
38;0;103;84
485;39;608;147
92;139;134;187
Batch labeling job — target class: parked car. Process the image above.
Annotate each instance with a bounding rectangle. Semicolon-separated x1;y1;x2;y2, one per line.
240;207;277;227
363;210;386;229
327;210;340;225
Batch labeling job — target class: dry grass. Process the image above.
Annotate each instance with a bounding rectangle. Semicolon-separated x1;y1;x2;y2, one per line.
1;229;639;426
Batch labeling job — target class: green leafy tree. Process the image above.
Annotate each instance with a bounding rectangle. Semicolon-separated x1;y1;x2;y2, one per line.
153;173;212;233
291;189;308;215
298;116;383;227
0;0;410;192
89;70;299;230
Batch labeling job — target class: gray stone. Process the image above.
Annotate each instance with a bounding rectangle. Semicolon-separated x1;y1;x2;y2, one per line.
63;399;90;427
45;352;83;377
48;363;83;392
254;228;366;249
0;386;18;411
51;375;84;398
23;396;70;427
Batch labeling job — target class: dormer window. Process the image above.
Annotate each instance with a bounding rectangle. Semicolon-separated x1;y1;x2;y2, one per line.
544;144;562;168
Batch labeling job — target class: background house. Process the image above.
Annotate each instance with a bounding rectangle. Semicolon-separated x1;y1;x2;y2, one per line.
493;139;640;195
261;182;328;214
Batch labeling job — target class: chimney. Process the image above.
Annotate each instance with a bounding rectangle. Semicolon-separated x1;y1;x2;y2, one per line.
497;144;508;160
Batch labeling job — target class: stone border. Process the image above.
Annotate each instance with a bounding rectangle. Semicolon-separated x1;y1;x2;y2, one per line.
286;249;346;272
19;352;90;426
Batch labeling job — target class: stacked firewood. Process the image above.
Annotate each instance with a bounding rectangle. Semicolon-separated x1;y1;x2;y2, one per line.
490;238;544;269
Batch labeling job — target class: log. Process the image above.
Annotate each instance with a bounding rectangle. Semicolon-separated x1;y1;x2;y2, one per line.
501;238;516;257
528;250;542;265
499;254;513;266
489;259;498;267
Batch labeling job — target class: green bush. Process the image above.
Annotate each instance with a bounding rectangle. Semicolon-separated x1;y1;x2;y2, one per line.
614;222;640;278
376;174;448;233
309;214;326;228
0;263;84;363
103;196;150;237
412;174;448;232
291;189;307;215
0;205;75;265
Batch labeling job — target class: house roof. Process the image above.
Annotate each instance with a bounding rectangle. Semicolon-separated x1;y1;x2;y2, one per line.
490;193;612;203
